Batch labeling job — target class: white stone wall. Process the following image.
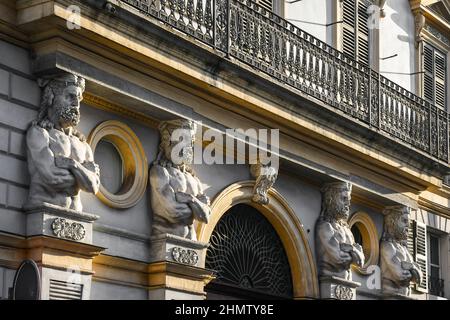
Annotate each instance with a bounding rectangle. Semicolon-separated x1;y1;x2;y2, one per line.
379;0;417;92
283;0;334;44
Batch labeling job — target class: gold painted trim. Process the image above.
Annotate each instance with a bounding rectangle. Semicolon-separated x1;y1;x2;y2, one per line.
87;120;149;209
349;211;380;275
83;93;159;129
196;181;319;299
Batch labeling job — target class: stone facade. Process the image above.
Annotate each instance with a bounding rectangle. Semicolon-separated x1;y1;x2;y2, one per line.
0;0;449;301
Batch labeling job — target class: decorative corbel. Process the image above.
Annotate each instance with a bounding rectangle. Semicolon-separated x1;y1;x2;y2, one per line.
378;0;387;18
413;11;426;48
250;162;278;205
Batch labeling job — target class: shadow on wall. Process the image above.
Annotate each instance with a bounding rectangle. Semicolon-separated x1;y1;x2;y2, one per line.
384;0;416;91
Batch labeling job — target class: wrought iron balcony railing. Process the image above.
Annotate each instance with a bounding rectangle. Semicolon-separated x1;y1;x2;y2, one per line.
429;276;445;297
121;0;449;164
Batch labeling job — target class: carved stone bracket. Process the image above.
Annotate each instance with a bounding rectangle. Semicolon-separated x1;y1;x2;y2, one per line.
250;162;278;205
52;218;86;241
414;12;426;47
378;0;387;18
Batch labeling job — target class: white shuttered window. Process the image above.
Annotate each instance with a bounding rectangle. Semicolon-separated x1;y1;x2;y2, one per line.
342;0;371;65
423;43;447;110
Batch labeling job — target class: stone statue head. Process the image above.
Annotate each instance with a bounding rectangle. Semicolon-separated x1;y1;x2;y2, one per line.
158;119;197;167
383;206;410;242
36;73;85;131
320;182;352;222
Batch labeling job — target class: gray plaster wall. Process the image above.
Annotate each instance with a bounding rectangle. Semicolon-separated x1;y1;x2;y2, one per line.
0;266;15;300
0;39;40;236
90;280;147;300
77;104;157;261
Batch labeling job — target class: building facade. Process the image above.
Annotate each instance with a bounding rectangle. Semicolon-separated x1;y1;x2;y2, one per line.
0;0;449;300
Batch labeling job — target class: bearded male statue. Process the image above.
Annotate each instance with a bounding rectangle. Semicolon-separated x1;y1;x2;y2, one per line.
150;119;210;241
25;73;100;212
381;206;422;296
315;182;364;280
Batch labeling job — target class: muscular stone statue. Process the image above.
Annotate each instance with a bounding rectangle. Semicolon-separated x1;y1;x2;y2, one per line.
25;73;100;212
315;182;364;280
381;206;422;296
150;119;210;241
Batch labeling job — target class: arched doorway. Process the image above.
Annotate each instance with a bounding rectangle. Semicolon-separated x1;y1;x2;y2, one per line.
205;203;293;299
197;182;319;299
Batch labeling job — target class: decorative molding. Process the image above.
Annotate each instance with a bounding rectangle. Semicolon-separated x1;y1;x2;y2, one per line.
171;247;199;266
335;285;354;300
87;120;148;209
349;211;380;275
51;218;86;241
83;93;159;129
424;23;450;45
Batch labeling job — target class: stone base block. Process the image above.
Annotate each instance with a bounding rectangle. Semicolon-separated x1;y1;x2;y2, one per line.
24;203;99;244
148;234;214;300
149;233;208;268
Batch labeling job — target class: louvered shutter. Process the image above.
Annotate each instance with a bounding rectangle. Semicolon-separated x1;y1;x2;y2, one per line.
357;0;370;65
408;220;428;293
415;221;428;293
435;51;447;109
256;0;273;12
343;0;356;59
423;43;447;109
342;0;371;65
423;44;434;103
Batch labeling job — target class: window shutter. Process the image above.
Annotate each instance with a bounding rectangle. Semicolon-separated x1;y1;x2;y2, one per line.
423;44;434;103
407;220;415;257
435;51;447;109
342;0;371;65
343;0;356;59
423;43;447;110
357;0;370;65
256;0;273;12
416;221;429;293
407;220;428;293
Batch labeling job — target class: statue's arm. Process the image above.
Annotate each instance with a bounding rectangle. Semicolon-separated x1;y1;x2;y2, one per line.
55;142;100;194
317;222;351;267
406;249;422;284
188;176;210;223
381;242;411;282
150;165;192;223
26;125;74;188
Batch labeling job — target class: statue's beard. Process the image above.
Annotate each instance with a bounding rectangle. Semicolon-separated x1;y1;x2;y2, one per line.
56;104;80;127
167;146;194;166
395;227;408;241
335;203;349;220
179;147;194;165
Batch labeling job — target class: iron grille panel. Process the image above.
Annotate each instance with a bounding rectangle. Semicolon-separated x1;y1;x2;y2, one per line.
206;204;293;298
